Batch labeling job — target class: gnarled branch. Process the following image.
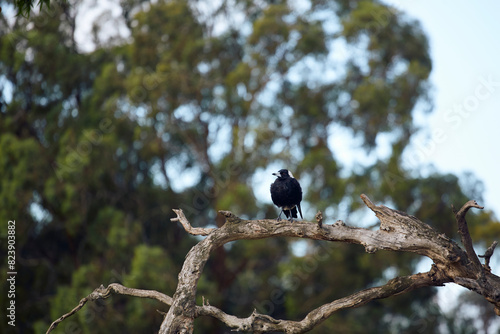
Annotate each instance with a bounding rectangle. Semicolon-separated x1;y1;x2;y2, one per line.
454;200;485;270
171;208;215;235
479;241;498;272
48;195;500;333
195;267;449;333
46;283;173;334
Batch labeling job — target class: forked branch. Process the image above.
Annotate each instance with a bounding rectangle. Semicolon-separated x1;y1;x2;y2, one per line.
47;195;500;334
46;284;173;334
171;208;215;235
479;241;498;272
454;200;485;270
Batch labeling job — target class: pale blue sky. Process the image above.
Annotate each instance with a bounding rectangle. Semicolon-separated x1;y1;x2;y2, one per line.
380;0;500;218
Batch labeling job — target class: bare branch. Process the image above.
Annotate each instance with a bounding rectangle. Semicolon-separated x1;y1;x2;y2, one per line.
455;200;485;215
49;196;500;334
194;268;448;333
360;193;376;210
454;200;484;270
46;284;173;334
102;283;173;305
479;241;498;272
315;211;323;227
46;297;89;334
171;208;215;235
161;198;471;333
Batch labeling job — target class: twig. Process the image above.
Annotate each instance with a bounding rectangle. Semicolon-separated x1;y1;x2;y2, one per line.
47;283;173;333
360;194;375;210
46;297;89;334
479;241;498;272
315;211;323;228
454;200;484;270
171;209;215;235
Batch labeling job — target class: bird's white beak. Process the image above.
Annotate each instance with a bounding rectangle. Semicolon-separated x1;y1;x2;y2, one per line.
272;172;279;177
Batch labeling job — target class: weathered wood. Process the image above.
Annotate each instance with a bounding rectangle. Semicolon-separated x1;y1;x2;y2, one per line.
158;195;500;333
48;195;500;334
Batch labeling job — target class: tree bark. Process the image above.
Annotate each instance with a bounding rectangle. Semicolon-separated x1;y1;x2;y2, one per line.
47;195;500;334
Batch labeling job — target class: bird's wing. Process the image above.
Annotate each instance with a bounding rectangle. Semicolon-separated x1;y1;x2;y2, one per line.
291;178;302;200
297;203;303;219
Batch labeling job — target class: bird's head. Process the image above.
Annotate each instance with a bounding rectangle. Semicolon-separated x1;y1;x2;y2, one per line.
272;169;294;179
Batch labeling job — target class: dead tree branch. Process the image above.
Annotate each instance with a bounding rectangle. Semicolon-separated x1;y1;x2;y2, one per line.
479;241;498;272
171;208;215;235
454;200;484;270
195;267;449;333
47;195;500;333
46;283;173;334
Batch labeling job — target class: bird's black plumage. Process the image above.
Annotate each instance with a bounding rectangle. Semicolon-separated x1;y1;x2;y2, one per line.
270;169;303;221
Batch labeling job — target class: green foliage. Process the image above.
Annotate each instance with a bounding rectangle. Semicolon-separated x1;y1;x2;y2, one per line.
1;0;498;333
12;0;53;17
0;134;41;221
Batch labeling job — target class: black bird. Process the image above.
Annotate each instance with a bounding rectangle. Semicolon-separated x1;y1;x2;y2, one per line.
270;169;303;221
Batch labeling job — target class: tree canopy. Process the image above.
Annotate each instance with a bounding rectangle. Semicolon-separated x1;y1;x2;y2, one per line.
1;0;499;333
8;0;53;17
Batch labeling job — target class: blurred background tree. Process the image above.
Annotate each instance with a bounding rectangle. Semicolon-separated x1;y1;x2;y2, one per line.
1;0;499;333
